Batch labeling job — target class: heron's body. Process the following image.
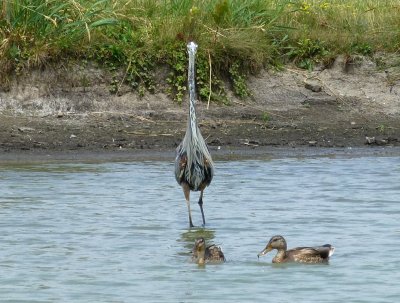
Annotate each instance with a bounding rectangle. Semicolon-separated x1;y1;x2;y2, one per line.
175;42;214;227
258;235;334;264
174;126;213;192
192;238;225;265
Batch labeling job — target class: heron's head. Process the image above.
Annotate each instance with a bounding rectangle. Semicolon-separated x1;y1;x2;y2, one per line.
257;235;287;258
187;41;198;55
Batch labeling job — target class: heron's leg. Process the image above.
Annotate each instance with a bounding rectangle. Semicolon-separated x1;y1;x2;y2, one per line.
183;184;194;228
198;190;206;226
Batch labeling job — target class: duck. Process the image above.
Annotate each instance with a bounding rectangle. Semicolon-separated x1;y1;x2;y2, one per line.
192;237;225;265
257;235;334;264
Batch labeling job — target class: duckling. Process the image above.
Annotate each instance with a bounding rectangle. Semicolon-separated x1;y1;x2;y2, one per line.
257;235;334;264
192;237;225;265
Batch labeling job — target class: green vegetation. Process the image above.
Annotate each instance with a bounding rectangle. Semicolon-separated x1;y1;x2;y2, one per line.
1;0;399;101
377;124;386;133
261;111;271;123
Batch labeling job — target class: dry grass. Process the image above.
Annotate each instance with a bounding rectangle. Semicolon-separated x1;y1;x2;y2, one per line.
282;0;400;52
1;0;399;82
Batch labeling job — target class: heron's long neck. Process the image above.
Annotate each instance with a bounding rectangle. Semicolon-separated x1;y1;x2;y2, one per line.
187;44;198;137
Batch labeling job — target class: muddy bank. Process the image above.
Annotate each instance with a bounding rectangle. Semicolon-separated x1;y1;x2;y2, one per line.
0;55;399;155
1;147;400;165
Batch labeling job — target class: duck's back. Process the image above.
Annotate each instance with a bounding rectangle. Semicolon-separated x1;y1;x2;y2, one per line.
286;245;334;263
205;245;225;263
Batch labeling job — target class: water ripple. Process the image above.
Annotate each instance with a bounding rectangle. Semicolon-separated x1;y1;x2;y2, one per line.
0;156;399;302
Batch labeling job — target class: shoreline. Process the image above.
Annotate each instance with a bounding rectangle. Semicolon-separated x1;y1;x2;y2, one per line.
1;56;399;157
1;146;399;164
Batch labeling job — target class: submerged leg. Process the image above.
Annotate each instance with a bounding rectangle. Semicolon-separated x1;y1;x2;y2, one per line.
183;184;194;228
198;190;206;226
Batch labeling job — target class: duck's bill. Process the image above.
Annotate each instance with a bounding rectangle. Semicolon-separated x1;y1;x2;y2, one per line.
257;246;272;258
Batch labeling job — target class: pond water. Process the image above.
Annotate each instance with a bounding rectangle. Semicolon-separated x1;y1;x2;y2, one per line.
0;151;399;302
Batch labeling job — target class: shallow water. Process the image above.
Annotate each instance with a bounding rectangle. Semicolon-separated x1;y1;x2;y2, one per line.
1;153;399;302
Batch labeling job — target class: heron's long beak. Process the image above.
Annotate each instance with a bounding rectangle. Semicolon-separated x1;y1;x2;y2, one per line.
257;245;272;258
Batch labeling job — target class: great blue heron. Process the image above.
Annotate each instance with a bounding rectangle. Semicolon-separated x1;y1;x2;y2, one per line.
174;42;214;228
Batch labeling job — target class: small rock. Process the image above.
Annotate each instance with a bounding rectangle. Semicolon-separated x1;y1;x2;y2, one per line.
18;127;35;133
304;80;322;92
239;139;259;147
365;136;375;144
375;138;388;146
209;138;222;145
57;111;64;118
33;141;45;147
248;140;260;145
143;110;155;117
365;136;389;146
350;121;360;129
308;140;317;146
302;96;337;106
70;134;77;138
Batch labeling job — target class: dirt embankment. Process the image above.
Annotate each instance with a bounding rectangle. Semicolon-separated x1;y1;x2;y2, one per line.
0;55;399;154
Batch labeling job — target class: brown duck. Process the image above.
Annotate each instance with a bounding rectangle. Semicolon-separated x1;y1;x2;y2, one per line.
257;235;334;264
192;238;225;265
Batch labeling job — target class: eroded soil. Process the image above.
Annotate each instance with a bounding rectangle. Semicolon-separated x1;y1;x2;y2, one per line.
0;55;399;155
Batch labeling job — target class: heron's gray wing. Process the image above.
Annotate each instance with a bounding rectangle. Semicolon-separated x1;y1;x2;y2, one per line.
174;145;187;184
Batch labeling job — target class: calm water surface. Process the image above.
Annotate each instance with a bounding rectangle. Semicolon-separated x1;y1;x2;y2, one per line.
0;152;399;302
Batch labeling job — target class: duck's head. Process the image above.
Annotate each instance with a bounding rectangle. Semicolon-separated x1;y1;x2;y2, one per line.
194;237;206;251
258;235;287;258
194;237;206;264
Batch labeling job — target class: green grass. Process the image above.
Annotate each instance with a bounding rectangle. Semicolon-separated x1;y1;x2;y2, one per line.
1;0;399;100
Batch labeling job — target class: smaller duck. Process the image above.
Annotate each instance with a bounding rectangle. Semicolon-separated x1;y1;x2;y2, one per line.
192;237;225;265
257;235;334;264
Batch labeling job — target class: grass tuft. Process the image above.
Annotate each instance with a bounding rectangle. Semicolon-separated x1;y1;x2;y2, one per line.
1;0;400;100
